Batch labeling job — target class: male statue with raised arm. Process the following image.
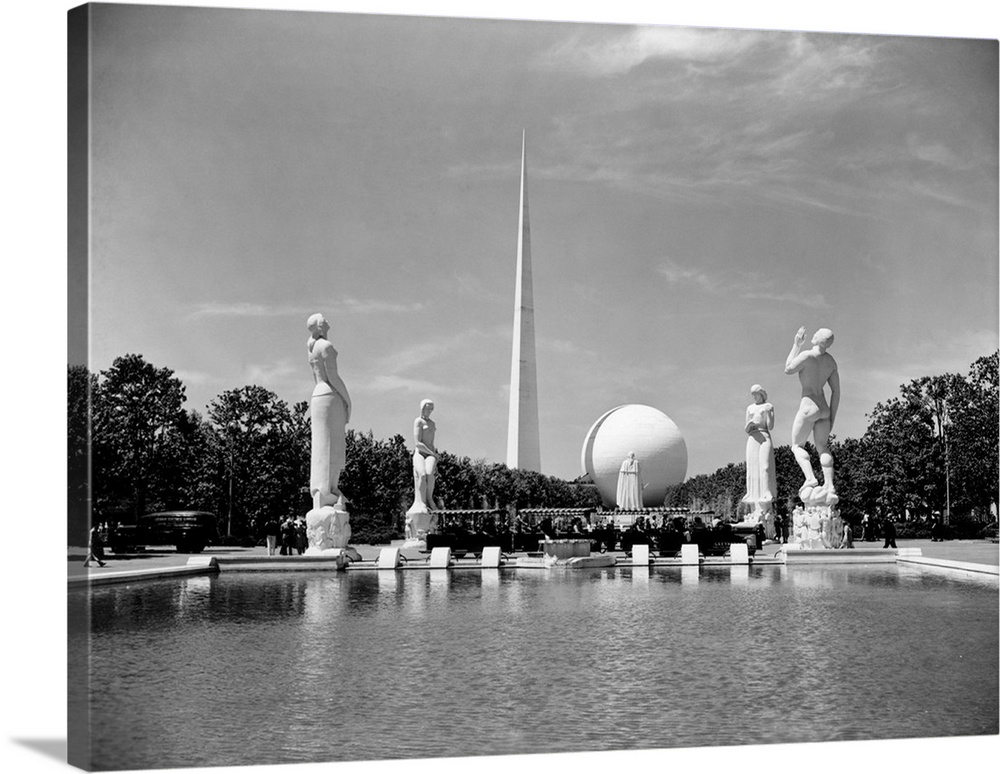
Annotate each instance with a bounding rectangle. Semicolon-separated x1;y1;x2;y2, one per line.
784;326;840;505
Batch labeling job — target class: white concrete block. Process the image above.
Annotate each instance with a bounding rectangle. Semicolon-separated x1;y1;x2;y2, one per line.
729;542;750;565
186;556;218;568
377;547;401;569
631;543;650;565
429;547;452;569
480;546;502;568
680;544;700;565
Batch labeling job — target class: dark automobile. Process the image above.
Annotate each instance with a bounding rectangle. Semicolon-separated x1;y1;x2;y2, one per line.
109;511;218;554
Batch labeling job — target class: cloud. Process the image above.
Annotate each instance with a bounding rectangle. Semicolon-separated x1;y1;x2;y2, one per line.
656;262;720;293
657;258;829;308
535;25;765;76
187;302;299;319
341;297;424;314
371;327;505;377
187;298;422;320
245;359;298;386
356;374;454;396
172;369;214;387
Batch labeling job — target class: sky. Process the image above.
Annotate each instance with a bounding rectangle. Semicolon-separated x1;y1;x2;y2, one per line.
68;3;998;485
4;4;999;774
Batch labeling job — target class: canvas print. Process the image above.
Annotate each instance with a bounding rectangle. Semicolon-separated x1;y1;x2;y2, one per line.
66;2;998;772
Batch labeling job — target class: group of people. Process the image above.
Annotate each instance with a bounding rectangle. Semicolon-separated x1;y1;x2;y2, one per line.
260;516;308;556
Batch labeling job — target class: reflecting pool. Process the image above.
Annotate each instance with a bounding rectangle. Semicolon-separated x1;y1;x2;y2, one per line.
70;565;998;771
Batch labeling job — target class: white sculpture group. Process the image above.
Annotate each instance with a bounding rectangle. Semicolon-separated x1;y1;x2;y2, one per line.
297;313;844;556
741;325;841;547
302;313;445;553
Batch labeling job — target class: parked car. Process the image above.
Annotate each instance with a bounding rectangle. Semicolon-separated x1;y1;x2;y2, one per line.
109;511;219;554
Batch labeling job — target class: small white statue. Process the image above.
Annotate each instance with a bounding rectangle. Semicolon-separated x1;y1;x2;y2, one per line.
785;326;840;506
616;452;644;510
404;399;441;546
742;384;777;537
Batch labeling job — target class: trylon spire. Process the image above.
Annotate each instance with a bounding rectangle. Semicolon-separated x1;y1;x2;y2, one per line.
506;131;542;472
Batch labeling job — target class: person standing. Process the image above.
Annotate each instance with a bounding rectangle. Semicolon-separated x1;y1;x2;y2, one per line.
839;519;854;549
295;517;307;555
263;517;279;556
280;516;297;556
882;517;897;549
83;525;107;567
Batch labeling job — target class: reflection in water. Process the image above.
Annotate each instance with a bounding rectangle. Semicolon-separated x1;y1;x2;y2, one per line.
76;565;999;770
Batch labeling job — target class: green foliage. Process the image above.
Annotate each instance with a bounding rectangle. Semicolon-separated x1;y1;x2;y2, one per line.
207;385;309;539
90;354;191;522
67;365;96;543
665;351;998;524
340;430;412;532
71;349;998;546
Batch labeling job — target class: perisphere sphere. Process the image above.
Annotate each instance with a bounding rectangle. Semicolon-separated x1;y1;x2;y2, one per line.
581;404;688;508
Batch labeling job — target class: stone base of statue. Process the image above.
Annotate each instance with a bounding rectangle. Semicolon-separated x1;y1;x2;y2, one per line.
305;499;359;562
742;499;776;539
788;492;843;551
401;503;438;549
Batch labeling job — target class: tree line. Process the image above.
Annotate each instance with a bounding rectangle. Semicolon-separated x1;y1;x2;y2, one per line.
67;354;599;545
665;352;999;530
68;351;997;545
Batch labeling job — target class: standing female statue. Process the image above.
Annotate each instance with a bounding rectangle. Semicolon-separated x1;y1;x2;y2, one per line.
404;399;441;545
742;384;777;537
616;452;644;510
411;399;439;511
307;313;352;510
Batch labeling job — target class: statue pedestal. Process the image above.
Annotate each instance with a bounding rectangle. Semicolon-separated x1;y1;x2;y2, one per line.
402;504;438;549
305;502;352;554
789;501;843;550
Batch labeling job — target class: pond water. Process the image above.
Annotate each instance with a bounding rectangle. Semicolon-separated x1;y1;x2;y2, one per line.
70;565;998;771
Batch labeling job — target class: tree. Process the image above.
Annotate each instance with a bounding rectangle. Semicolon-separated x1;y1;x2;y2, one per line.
68;365;97;544
340;430;411;531
92;354;189;521
207;385;307;539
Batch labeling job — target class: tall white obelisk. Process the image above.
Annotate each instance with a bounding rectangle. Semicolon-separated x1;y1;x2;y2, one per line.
506;131;542;472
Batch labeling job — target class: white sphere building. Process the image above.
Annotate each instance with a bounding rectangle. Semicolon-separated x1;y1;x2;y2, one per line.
581;404;688;508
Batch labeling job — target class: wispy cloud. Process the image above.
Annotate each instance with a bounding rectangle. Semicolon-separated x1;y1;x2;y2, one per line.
187;302;300;319
188;297;423;320
657;258;828;308
341;297;424;314
172;369;214;387
534;26;765;76
245;359;298;386
355;374;455;397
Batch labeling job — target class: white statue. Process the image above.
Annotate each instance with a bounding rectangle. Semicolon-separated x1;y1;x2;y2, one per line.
741;384;777;537
785;326;840;506
304;313;356;557
616;452;644;510
404;399;440;546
